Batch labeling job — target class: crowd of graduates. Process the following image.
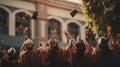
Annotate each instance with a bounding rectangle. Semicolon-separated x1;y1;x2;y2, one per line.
0;30;120;67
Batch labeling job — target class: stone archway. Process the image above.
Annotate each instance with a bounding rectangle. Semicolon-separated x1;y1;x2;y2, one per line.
65;19;87;41
0;6;11;35
47;16;65;42
13;9;35;39
67;22;80;39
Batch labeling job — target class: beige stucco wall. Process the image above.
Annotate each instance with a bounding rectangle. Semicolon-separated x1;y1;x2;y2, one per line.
0;0;86;42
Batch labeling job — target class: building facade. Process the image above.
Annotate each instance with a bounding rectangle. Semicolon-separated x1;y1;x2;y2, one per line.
0;0;86;48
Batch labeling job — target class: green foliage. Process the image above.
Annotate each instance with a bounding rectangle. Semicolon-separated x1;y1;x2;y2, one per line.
81;0;120;38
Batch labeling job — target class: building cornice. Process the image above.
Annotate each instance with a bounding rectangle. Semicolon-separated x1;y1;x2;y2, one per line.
26;0;82;13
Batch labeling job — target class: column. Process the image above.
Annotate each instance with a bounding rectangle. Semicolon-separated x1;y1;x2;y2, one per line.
81;26;86;42
35;3;48;44
31;19;35;39
9;13;15;36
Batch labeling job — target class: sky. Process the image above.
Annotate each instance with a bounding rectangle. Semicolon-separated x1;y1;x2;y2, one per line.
66;0;82;3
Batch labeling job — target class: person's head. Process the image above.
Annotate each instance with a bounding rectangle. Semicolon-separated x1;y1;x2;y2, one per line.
24;39;34;51
7;47;17;60
75;40;86;58
26;43;34;51
98;36;108;47
49;39;56;47
52;42;59;51
7;47;16;56
38;42;42;47
97;36;111;59
76;40;85;49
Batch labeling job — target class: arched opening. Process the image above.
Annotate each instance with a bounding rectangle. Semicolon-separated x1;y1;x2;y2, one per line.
48;19;62;41
67;22;80;39
0;8;9;35
15;12;31;38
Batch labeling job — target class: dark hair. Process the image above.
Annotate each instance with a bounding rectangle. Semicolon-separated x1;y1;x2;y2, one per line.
99;36;109;47
26;43;34;51
75;40;86;60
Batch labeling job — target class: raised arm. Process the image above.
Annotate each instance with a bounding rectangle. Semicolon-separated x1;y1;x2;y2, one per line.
64;30;69;45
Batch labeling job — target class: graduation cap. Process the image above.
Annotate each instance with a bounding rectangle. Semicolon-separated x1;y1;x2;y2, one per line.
98;36;108;46
31;11;38;20
7;47;16;56
70;9;78;17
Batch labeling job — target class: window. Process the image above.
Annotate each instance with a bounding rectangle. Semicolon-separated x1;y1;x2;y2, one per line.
15;12;31;38
0;8;8;35
48;19;62;41
67;23;80;39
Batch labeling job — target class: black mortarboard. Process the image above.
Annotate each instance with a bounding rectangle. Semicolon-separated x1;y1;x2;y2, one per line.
31;11;38;20
70;9;78;17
